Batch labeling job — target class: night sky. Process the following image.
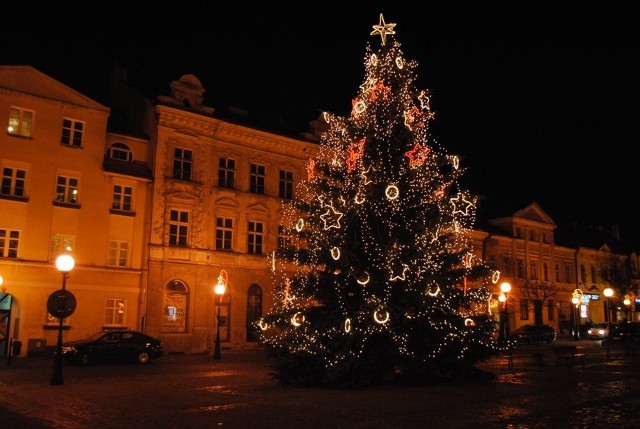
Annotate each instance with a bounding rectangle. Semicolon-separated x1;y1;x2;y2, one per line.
3;2;639;244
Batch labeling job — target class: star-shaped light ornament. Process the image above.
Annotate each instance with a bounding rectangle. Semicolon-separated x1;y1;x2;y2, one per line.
405;142;431;168
389;263;409;281
450;193;473;216
370;13;396;45
320;204;344;230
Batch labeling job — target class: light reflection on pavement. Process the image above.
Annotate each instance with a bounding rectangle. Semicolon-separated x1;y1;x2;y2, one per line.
1;340;639;428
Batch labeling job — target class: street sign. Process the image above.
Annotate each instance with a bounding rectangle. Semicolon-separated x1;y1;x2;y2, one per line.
47;289;77;318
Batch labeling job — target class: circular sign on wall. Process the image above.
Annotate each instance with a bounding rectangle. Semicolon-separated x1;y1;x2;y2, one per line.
47;289;77;319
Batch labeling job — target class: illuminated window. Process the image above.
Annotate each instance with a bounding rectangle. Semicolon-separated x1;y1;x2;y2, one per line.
7;107;33;137
61;118;84;147
163;280;188;333
104;298;125;325
55;175;79;204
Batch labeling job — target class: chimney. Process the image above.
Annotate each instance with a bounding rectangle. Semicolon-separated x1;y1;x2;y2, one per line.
611;224;620;241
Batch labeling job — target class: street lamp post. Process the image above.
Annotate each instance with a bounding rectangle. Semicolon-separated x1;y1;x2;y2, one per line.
497;282;511;344
604;287;614;337
213;270;227;360
50;254;75;385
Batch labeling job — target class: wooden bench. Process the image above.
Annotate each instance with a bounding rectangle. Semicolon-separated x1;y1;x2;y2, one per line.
552;345;586;368
601;340;637;359
506;349;545;369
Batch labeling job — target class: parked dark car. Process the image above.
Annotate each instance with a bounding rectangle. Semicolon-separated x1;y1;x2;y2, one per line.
61;330;163;365
513;324;557;344
610;322;640;341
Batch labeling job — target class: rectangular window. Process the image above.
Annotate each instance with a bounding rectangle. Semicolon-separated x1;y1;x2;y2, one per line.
529;230;536;241
249;164;265;194
215;217;233;250
248;221;264;255
543;262;549;281
590;265;597;284
502;254;513;276
565;264;571;283
529;259;537;280
0;229;19;258
519;300;529;320
278;225;292;249
169;210;189;246
279;170;293;199
547;300;555;321
112;185;133;211
108;240;128;267
218;157;235;189
555;263;561;282
8;107;34;137
61;118;84;147
172;148;192;181
1;167;26;197
104;298;125;325
55;175;79;204
580;264;587;283
517;258;525;279
515;227;522;239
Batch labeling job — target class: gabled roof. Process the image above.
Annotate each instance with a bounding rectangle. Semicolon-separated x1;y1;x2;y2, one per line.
0;65;109;112
512;201;556;226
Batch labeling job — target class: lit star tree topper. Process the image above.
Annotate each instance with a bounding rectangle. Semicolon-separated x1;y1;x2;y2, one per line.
258;14;496;388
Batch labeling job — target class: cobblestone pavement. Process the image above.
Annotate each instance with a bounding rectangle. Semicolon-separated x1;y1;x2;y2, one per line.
1;338;639;428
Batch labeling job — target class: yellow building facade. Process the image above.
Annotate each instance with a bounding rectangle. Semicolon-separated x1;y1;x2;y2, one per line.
0;66;152;357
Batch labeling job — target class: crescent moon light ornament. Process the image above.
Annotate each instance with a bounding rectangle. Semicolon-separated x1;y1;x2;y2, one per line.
258;318;269;331
373;308;390;324
330;247;341;260
291;312;305;327
344;318;352;333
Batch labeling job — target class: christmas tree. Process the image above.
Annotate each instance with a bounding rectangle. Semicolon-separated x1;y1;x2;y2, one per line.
257;14;500;387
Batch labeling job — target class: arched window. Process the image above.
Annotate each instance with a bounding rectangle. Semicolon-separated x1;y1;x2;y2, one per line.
246;284;262;342
108;142;133;162
163;279;188;333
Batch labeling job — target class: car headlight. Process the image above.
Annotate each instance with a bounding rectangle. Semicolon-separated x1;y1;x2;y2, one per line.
61;346;76;354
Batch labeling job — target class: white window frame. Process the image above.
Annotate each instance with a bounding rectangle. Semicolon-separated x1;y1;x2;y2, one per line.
169;209;189;246
112;184;133;211
55;175;79;204
104;298;126;326
61;118;84;147
1;166;26;197
0;228;20;258
108;240;129;267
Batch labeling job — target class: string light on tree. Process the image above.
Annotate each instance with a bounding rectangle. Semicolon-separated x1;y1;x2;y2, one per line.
258;13;496;387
